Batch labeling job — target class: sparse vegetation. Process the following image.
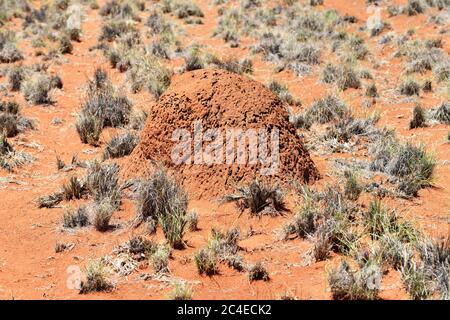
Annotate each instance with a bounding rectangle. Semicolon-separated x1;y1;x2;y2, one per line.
135;169;188;248
103;132;139;159
410;105;427;129
169;281;193;300
79;260;114;294
248;262;269;282
328;259;381;300
76;69;132;145
222;180;287;216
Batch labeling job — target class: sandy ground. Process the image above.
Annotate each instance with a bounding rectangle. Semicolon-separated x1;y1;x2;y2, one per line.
0;0;448;299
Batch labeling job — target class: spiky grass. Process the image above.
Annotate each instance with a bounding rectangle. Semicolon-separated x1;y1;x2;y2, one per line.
135;169;188;248
248;262;269;282
168;281;193;300
62;206;89;228
194;248;218;276
79;260;114;294
409;105;427;129
103;132;139;159
222;180;287;216
328;259;381;300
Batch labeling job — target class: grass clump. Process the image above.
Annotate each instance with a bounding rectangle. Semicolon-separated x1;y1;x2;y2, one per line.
185;209;199;231
62;176;87;200
403;0;425;16
222;180;287;216
86;161;122;210
93;199;115;231
62;206;89;228
0;133;32;171
0;101;33;137
168;281;193;300
429;102;449;125
103;132;138;159
369;132;435;197
76;69;132;145
399;79;420;96
409;105;427;129
194;247;218;276
0;30;23;63
79;260;114;294
21;73;53;104
281;187;319;240
162;0;204;20
344;171;362;201
364;199;418;242
126;54;171;99
195;227;244;275
328;259;382;300
305;95;347;125
268;81;301;106
248;262;269;282
135;169;188;248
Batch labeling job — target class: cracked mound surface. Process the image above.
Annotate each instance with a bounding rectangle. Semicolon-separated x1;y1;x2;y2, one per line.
124;69;319;198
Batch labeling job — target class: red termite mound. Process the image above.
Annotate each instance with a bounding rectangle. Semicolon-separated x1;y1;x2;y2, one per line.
124;69;319;198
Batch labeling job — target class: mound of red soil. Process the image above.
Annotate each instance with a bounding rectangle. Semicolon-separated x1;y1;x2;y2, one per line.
124;69;319;198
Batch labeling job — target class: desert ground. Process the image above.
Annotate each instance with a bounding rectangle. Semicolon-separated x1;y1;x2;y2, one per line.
0;0;448;300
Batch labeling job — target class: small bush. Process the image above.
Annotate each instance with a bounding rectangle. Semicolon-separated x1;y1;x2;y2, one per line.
364;199;417;241
169;281;193;300
86;161;121;209
79;260;113;294
99;20;136;42
62;176;86;200
404;0;425;16
103;132;138;159
151;244;171;273
77;72;132;145
209;56;253;75
0;133;32;171
268;81;300;106
417;236;450;300
135;169;188;248
222;180;287;216
0;31;23;63
93;199;115;232
194;248;218;276
409;105;427;129
328;260;381;300
62;206;89;228
344;171;362;201
248;262;269;282
401;261;433;300
185;209;199;231
75;112;103;146
162;0;204;19
8;66;24;91
126;54;171;99
337;65;361;90
399;79;420;96
37;191;64;208
182;46;205;71
365;83;378;97
58;35;73;54
305;95;347;124
429;102;449;125
21;73;53;104
282;188;318;239
433;61;449;82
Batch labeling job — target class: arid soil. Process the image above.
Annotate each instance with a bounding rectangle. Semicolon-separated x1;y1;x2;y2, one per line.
0;0;448;300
